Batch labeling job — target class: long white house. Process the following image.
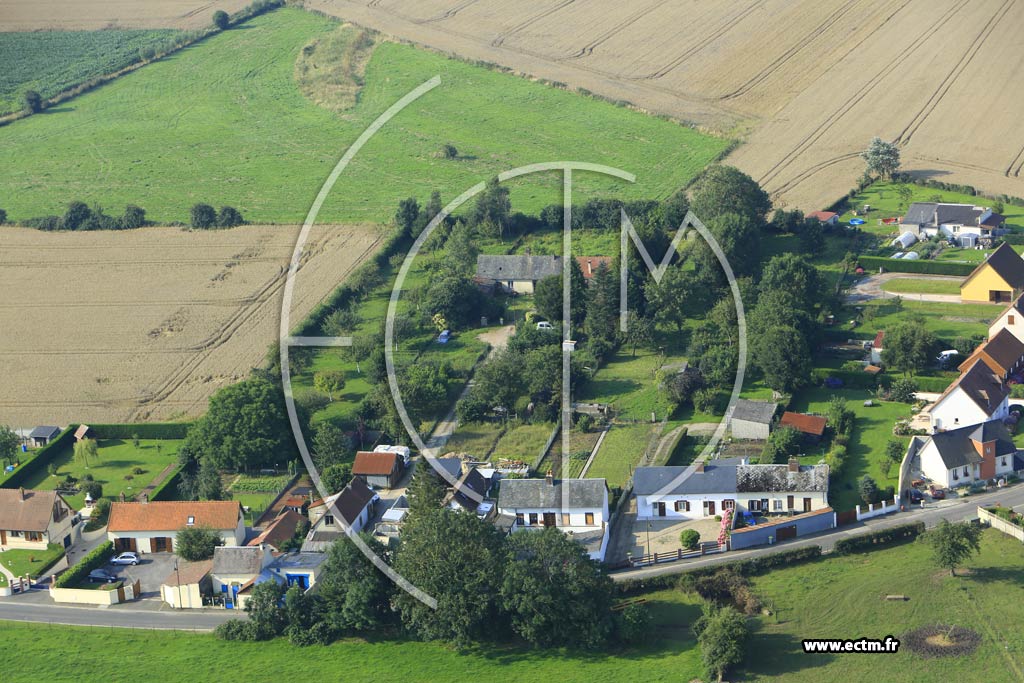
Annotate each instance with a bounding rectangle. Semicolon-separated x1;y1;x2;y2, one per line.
497;473;609;561
634;458;830;520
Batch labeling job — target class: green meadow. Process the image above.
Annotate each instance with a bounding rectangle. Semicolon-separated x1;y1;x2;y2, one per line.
0;8;729;225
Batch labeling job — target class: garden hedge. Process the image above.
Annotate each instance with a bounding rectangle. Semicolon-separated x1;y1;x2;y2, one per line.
88;422;191;440
857;256;974;277
149;464;185;501
0;426;76;489
55;540;113;588
832;521;926;555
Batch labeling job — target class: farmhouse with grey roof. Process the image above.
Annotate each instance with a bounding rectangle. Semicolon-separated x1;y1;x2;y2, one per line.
476;254;563;294
901;201;1006;245
634;457;829;520
497;472;610;561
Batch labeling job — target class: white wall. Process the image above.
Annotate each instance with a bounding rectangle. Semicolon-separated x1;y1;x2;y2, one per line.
108;519;244;554
636;490;828;521
919;440;1016;489
930;389;1007;432
990;308;1024;345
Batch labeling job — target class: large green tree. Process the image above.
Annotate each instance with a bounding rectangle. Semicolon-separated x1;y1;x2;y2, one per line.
697;605;748;683
861;136;901;179
751;325;811;392
690;165;771;226
0;426;20;466
759;253;822;313
312;422;354;472
882;322;937;376
500;528;614;649
928;519;982;576
175;524;223;561
393;508;508;646
317;534;393;632
693;212;762;282
471;176;512;238
184;376;291;471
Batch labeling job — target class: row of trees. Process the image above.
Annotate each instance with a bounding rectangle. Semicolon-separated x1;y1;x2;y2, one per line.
20;201;148;231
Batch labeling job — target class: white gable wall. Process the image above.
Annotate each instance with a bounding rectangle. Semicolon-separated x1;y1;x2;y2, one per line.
929;388;1008;433
990;307;1024;345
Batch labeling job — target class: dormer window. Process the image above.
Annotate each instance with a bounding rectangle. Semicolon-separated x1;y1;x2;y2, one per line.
186;516;195;526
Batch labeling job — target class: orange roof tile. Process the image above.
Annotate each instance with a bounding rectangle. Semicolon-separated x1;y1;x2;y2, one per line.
352;451;401;476
108;500;241;532
780;411;828;436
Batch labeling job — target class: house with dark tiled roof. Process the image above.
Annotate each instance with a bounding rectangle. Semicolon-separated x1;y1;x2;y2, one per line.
445;466;494;515
634;457;829;520
807;210;839;226
958;328;1024;380
497;472;610;561
961;242;1024;304
901;202;1006;245
302;478;379;551
0;488;77;551
926;359;1010;433
107;500;245;554
248;509;306;552
475;254;611;294
28;426;60;448
916;419;1019;489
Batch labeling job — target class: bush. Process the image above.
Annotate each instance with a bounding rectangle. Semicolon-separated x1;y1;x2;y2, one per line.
190;203;217;229
217;206;244;228
55;541;113;588
680;529;701;550
23;90;43;114
832;522;925;554
213;10;230;29
889;377;918;403
575;413;594;432
81;481;103;501
121;205;146;229
615;603;652;645
215;619;257;641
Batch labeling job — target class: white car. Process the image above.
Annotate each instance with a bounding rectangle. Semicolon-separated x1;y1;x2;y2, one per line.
110;552;140;566
536;321;553;330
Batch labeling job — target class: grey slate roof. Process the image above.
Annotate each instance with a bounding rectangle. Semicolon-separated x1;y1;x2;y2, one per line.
731;399;776;425
947;359;1011;415
433;457;463;483
633;460;741;496
29;426;60;439
498;477;606;509
929;419;1016;470
450;467;490;512
634;458;829;495
212;546;265;576
903;202;936;226
476;255;562;282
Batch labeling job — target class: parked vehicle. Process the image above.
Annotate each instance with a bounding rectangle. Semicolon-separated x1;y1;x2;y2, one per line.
536;321;553;330
110;552;140;566
909;489;924;503
437;330;451;344
930;488;947;500
88;568;118;583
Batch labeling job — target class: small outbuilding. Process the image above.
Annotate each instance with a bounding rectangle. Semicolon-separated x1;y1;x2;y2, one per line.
28;426;60;448
779;412;828;444
729;400;777;440
352;450;406;489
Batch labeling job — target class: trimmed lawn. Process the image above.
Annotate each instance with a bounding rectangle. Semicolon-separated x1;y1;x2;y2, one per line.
575;349;677;423
0;589;703;682
444;422;505;458
844;298;1000;344
0;545;64;579
0;9;728;224
789;387;913;512
21;438;181;509
880;277;962;295
585;423;657;488
749;529;1024;682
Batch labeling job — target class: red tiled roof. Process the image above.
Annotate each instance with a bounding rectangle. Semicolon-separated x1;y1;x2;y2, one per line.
352;451;400;476
873;330;885;348
108;501;241;532
807;211;837;222
780;411;828;436
576;256;613;279
248;509;305;550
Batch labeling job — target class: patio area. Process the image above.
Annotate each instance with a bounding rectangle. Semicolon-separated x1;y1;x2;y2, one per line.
624;517;723;558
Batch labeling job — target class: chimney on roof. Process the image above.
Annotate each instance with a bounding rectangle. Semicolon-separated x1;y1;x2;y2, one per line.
788;457;799;473
587;259;593;275
119;492;126;503
141;493;149;504
694;460;705;473
18;487;25;501
545;469;554;486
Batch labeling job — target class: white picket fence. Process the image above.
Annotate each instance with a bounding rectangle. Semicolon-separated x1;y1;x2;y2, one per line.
856;497;899;521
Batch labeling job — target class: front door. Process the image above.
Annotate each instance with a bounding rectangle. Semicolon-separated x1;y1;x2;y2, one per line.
656;502;666;517
706;501;715;516
542;512;556;527
1;530;5;545
803;497;812;513
115;537;137;553
787;495;794;511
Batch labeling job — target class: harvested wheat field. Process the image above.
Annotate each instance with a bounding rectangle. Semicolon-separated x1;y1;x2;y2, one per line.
0;224;382;426
0;0;252;30
306;0;1024;210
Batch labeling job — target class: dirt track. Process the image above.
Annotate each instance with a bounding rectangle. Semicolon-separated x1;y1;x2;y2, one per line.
0;224;382;425
303;0;1024;211
0;0;253;30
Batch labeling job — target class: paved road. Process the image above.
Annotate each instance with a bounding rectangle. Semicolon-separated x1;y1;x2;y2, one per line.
846;272;962;304
0;595;241;630
610;482;1024;581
